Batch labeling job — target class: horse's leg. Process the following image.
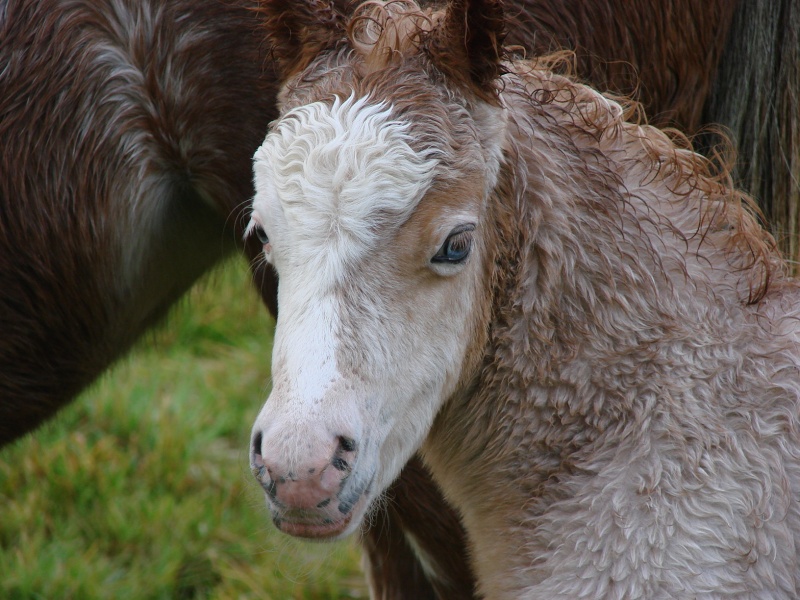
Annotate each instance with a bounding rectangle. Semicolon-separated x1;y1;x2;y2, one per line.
360;456;476;599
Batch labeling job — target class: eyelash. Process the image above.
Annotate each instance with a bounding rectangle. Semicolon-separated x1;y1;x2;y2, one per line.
431;224;475;264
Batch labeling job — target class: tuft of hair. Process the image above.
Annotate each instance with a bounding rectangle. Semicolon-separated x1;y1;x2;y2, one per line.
348;0;435;72
252;0;347;79
347;0;507;104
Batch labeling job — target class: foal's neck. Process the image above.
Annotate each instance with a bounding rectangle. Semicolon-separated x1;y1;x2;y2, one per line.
423;67;779;519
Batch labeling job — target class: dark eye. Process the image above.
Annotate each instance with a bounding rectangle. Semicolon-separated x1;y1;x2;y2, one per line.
253;225;270;246
431;224;475;264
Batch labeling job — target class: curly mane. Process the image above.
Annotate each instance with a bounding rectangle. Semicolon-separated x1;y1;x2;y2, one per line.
348;0;436;70
519;59;783;302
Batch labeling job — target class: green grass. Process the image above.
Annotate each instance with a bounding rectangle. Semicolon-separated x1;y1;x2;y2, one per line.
0;258;366;599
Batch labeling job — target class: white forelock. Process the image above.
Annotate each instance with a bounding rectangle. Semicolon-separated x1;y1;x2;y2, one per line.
252;93;440;283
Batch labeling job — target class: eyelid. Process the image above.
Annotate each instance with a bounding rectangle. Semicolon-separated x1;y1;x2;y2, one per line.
447;223;476;237
245;218;262;239
254;225;270;245
431;223;475;264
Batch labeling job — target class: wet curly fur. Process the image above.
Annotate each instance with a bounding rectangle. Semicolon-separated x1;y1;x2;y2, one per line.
261;0;800;597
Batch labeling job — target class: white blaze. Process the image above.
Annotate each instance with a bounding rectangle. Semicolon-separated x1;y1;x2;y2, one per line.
250;93;441;459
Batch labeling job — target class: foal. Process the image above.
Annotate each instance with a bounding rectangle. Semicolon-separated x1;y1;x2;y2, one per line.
249;0;800;597
3;0;796;597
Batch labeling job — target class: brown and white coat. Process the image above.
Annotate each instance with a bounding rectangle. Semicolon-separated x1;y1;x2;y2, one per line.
249;1;800;597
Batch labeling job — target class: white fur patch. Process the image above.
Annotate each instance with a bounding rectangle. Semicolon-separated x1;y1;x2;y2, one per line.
252;93;439;285
272;289;341;411
250;92;442;459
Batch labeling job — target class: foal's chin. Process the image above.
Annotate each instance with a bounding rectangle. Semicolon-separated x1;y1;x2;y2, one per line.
258;458;380;541
269;492;373;540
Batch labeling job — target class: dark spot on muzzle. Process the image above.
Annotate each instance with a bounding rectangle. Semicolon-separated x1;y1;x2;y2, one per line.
263;478;278;500
338;498;355;514
338;436;357;452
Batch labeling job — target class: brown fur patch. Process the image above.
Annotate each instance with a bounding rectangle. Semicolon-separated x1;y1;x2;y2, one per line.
253;0;347;80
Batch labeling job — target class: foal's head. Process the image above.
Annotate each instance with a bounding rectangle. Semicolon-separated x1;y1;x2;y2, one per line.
247;0;507;538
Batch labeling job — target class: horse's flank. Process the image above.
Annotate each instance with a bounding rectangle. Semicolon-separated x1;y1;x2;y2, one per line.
0;0;277;442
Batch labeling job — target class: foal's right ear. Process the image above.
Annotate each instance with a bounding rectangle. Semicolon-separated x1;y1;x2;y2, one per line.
255;0;347;81
426;0;506;104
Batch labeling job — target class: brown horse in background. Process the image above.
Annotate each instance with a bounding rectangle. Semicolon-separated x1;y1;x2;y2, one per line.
1;0;797;597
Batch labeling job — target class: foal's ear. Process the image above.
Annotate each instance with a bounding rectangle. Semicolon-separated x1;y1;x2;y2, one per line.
427;0;506;103
256;0;347;80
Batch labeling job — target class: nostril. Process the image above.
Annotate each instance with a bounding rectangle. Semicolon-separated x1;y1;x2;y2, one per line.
338;436;357;453
251;432;264;467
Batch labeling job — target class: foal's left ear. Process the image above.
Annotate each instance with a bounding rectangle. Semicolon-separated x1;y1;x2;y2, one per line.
427;0;506;104
256;0;347;81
